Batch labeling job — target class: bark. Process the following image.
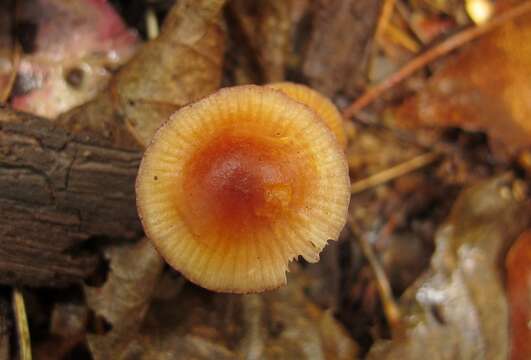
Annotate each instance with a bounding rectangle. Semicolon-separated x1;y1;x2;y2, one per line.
0;107;142;286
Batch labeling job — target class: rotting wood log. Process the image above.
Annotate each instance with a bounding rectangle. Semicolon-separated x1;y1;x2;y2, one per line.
0;107;142;286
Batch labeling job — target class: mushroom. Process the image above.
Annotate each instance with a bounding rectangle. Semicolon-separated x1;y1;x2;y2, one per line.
267;82;348;148
136;85;350;293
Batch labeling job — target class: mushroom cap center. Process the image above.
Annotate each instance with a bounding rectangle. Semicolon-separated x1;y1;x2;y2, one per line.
182;133;303;237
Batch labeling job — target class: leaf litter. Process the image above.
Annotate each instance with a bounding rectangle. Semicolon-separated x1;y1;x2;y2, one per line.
1;0;531;359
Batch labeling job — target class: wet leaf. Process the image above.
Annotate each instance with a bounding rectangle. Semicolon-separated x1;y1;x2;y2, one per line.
368;175;530;359
11;0;139;118
506;230;531;360
393;12;531;157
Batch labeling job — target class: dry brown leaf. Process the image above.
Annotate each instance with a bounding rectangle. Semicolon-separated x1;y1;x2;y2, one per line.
113;0;226;146
59;0;226;150
50;303;88;339
88;254;238;359
87;261;357;359
32;302;89;360
11;0;139;118
303;0;381;97
506;230;531;360
85;239;237;359
86;238;165;359
393;12;531;157
85;239;164;332
89;333;237;360
229;0;307;83
368;175;530;360
239;269;359;360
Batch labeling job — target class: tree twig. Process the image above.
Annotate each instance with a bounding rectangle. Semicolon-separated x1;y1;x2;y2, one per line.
375;0;397;42
351;152;440;194
353;229;403;335
343;0;531;118
13;288;31;360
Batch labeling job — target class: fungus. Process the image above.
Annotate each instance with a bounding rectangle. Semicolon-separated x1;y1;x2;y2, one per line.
267;82;348;148
136;85;350;293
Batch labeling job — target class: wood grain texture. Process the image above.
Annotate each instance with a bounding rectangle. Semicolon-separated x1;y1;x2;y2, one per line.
0;107;142;286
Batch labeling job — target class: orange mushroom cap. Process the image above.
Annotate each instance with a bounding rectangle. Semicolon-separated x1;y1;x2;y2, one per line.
267;82;348;148
136;85;350;293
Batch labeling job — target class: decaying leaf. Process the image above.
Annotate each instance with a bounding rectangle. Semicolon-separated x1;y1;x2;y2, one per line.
32;302;89;360
86;238;165;359
303;0;381;97
114;0;226;146
368;175;530;359
11;0;139;118
87;258;358;360
59;0;226;149
85;239;164;331
393;12;531;157
228;0;308;83
239;270;359;360
506;230;531;360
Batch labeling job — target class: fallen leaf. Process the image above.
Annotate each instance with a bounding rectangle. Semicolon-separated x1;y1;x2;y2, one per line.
228;0;308;83
113;0;226;146
87;246;238;359
87;257;357;360
506;230;531;360
90;333;238;360
303;0;381;97
393;12;531;157
59;0;226;149
239;269;359;359
33;302;88;360
50;303;89;339
11;0;139;118
368;175;530;359
85;238;164;332
85;238;165;359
